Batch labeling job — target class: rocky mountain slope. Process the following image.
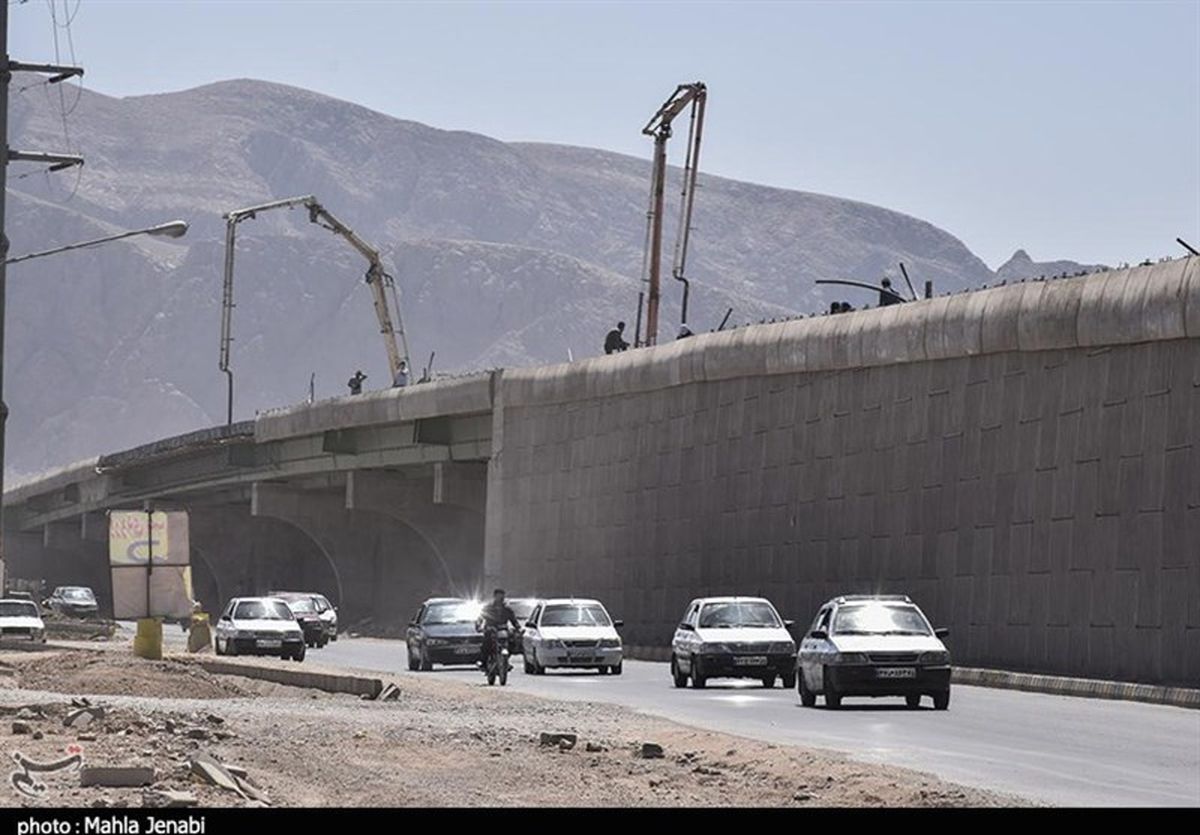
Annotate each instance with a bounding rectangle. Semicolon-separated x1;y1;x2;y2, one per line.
6;77;1003;478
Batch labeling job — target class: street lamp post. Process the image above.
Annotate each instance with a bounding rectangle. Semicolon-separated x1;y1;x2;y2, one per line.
6;220;189;265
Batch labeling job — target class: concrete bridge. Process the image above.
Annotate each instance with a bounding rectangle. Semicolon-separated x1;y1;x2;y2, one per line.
5;257;1199;685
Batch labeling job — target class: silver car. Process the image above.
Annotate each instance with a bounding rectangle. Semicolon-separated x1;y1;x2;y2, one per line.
796;595;951;710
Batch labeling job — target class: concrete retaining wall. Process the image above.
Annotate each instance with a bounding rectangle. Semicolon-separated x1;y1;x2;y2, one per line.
489;259;1200;686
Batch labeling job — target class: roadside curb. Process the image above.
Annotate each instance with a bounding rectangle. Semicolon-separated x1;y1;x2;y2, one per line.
625;647;1199;709
951;667;1200;709
187;658;383;699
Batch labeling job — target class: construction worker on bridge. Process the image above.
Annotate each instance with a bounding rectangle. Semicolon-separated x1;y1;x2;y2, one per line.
393;360;409;388
347;370;367;395
605;321;630;355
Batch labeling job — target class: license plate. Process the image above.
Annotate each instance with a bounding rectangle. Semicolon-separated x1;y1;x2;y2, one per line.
568;654;595;662
733;656;768;666
256;639;282;649
454;645;477;654
876;667;916;679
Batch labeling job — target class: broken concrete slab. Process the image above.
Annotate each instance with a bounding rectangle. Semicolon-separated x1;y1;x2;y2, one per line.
12;721;32;735
188;753;245;797
65;706;105;728
80;766;155;788
638;742;665;759
379;683;402;701
539;732;577;748
142;789;198;808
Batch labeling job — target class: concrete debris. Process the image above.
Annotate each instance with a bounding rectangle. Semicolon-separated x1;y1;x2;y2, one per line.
78;733;97;742
12;721;32;735
379;683;402;702
539;732;577;748
585;742;605;753
693;765;722;776
638;743;665;759
204;714;225;725
188;753;245;797
185;727;211;740
79;766;156;788
32;731;44;740
16;707;42;720
65;706;105;728
352;730;367;740
142;789;198;808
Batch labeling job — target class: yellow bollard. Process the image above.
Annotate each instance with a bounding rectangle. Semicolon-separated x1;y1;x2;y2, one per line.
187;612;212;654
133;617;163;660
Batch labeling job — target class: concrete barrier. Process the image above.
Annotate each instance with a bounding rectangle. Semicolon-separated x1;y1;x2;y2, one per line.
188;658;383;698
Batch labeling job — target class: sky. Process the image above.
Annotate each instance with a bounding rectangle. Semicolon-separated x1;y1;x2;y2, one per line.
10;0;1200;269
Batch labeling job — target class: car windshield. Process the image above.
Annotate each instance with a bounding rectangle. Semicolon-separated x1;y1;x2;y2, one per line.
698;601;781;628
312;597;329;613
540;604;611;627
423;601;477;625
288;598;316;615
233;600;293;621
0;601;38;618
509;600;536;620
61;588;95;602
833;604;931;636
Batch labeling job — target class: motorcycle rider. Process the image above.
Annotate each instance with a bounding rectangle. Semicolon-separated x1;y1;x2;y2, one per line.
476;588;520;668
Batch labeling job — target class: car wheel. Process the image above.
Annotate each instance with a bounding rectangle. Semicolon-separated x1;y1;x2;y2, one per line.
225;638;237;657
933;689;950;711
781;670;797;689
611;662;622;676
690;655;706;689
761;674;776;688
214;637;224;656
294;644;306;662
499;658;509;686
524;656;535;674
798;670;817;707
319;635;329;649
419;646;433;672
906;694;922;709
532;649;546;675
671;655;688;688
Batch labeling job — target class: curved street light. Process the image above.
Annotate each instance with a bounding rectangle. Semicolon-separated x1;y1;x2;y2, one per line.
6;220;189;265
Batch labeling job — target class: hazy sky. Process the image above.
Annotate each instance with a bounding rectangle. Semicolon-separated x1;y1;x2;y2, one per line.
10;0;1199;269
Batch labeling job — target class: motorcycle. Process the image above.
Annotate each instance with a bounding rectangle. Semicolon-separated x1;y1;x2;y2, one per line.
482;626;511;686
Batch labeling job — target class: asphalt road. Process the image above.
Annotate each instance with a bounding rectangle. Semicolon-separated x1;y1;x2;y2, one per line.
309;636;1199;807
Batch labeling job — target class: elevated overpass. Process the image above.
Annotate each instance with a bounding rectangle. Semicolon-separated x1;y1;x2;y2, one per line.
5;257;1199;685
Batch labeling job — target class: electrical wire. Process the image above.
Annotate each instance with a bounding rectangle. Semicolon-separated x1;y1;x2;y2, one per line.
40;0;83;200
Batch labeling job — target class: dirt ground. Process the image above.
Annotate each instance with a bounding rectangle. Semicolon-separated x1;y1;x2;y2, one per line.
0;648;1029;808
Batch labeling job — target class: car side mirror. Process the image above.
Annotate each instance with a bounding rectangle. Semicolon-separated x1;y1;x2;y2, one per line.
678;622;694;631
783;620;796;629
613;620;624;628
408;620;417;627
220;615;231;622
810;629;828;640
934;627;950;639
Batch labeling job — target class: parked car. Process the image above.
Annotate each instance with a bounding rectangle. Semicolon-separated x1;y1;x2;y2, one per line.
0;599;46;642
268;590;338;643
44;586;99;619
406;598;484;670
521;598;623;675
214;597;306;661
670;596;797;689
505;597;538;655
796;594;951;710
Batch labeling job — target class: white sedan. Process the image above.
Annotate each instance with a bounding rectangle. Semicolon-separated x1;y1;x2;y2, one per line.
0;599;46;642
522;598;624;675
214;597;306;661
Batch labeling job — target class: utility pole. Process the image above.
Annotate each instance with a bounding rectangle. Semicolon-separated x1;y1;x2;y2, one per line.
0;4;85;580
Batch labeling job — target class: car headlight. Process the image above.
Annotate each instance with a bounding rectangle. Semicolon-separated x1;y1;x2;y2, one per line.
702;642;731;654
599;638;621;648
543;639;564;649
831;652;869;664
769;642;796;654
919;650;950;665
425;638;447;646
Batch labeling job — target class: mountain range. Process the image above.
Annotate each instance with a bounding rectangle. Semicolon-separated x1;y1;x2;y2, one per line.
5;77;1097;479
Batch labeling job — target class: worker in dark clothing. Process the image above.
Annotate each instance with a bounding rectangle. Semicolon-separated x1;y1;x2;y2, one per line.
347;370;367;395
879;277;902;307
476;588;520;667
604;321;630;354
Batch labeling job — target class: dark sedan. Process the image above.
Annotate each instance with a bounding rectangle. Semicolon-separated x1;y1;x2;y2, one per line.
44;586;99;619
405;598;484;670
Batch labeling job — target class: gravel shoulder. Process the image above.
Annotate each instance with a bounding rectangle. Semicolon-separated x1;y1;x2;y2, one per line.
0;647;1030;807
